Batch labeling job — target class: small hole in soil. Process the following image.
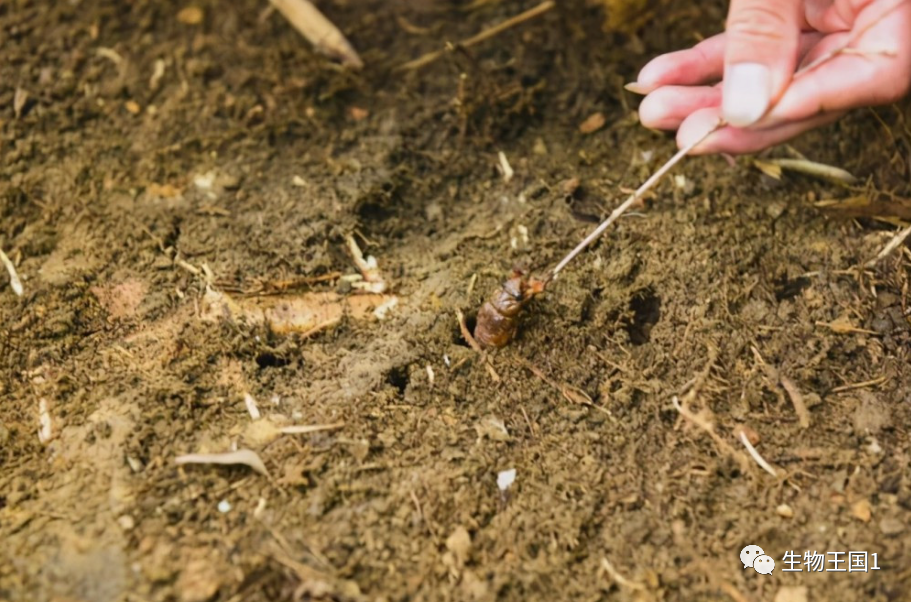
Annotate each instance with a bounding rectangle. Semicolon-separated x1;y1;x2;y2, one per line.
356;200;394;223
775;276;811;301
386;365;409;394
256;353;290;369
625;289;661;345
453;314;477;347
580;288;603;323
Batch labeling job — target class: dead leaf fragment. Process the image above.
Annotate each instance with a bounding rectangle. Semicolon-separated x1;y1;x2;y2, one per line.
579;112;606;134
146;183;183;199
348;106;369;120
446;526;472;566
753;159;783;180
90;279;148;321
177;6;204;24
201;287;396;335
822;315;876;335
175;449;270;477
177;552;223;602
852;499;872;523
13;87;29;119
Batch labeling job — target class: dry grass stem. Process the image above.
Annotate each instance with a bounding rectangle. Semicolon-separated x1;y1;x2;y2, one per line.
866;223;911;267
780;375;811;429
0;247;23;296
761;158;857;184
672;395;754;475
456;309;501;382
270;0;363;68
399;1;555;71
831;375;887;393
600;557;646;591
279;423;345;435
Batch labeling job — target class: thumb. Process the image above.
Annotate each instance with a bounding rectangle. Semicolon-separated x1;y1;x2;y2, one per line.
723;0;803;126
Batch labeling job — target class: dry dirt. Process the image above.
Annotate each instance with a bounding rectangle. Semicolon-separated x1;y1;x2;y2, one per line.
2;1;911;601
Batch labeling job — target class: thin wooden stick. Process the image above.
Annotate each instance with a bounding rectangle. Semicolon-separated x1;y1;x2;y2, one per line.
270;0;363;68
398;0;555;71
545;120;722;282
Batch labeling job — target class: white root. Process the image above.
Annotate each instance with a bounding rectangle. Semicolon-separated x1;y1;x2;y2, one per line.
278;422;344;435
737;429;778;478
38;398;53;443
244;392;262;420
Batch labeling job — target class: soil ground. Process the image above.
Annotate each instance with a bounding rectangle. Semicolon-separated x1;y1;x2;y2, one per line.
2;1;911;601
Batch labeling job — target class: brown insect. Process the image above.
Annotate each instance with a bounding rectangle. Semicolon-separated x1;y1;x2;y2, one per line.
473;271;546;349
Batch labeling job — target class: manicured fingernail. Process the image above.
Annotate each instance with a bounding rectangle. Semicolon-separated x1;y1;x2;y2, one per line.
624;81;652;95
722;63;771;127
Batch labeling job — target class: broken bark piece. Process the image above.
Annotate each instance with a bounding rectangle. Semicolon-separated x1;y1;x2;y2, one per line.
201;287;396;335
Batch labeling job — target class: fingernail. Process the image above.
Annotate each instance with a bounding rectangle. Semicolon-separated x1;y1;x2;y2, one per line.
624;82;653;95
722;63;771;127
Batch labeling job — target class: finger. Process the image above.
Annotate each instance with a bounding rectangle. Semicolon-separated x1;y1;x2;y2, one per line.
765;0;911;125
823;0;878;30
677;106;845;154
627;32;824;95
722;0;804;126
638;85;722;130
628;35;727;94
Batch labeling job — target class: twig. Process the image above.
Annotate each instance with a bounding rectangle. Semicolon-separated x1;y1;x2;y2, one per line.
456;309;501;382
672;395;753;475
831;375;887;393
780;375;811;429
410;489;440;544
0;247;23;296
279;422;344;435
600;557;646;591
244;392;262;420
736;428;778;477
519;358;614;419
866;223;911;267
398;0;555;71
270;0;363;68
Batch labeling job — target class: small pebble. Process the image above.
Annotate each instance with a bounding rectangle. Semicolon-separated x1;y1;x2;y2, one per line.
118;515;135;531
177;6;204;24
879;517;904;536
776;504;794;519
217;499;232;513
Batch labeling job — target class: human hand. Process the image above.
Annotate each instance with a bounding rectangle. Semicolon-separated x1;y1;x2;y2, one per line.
626;0;911;154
